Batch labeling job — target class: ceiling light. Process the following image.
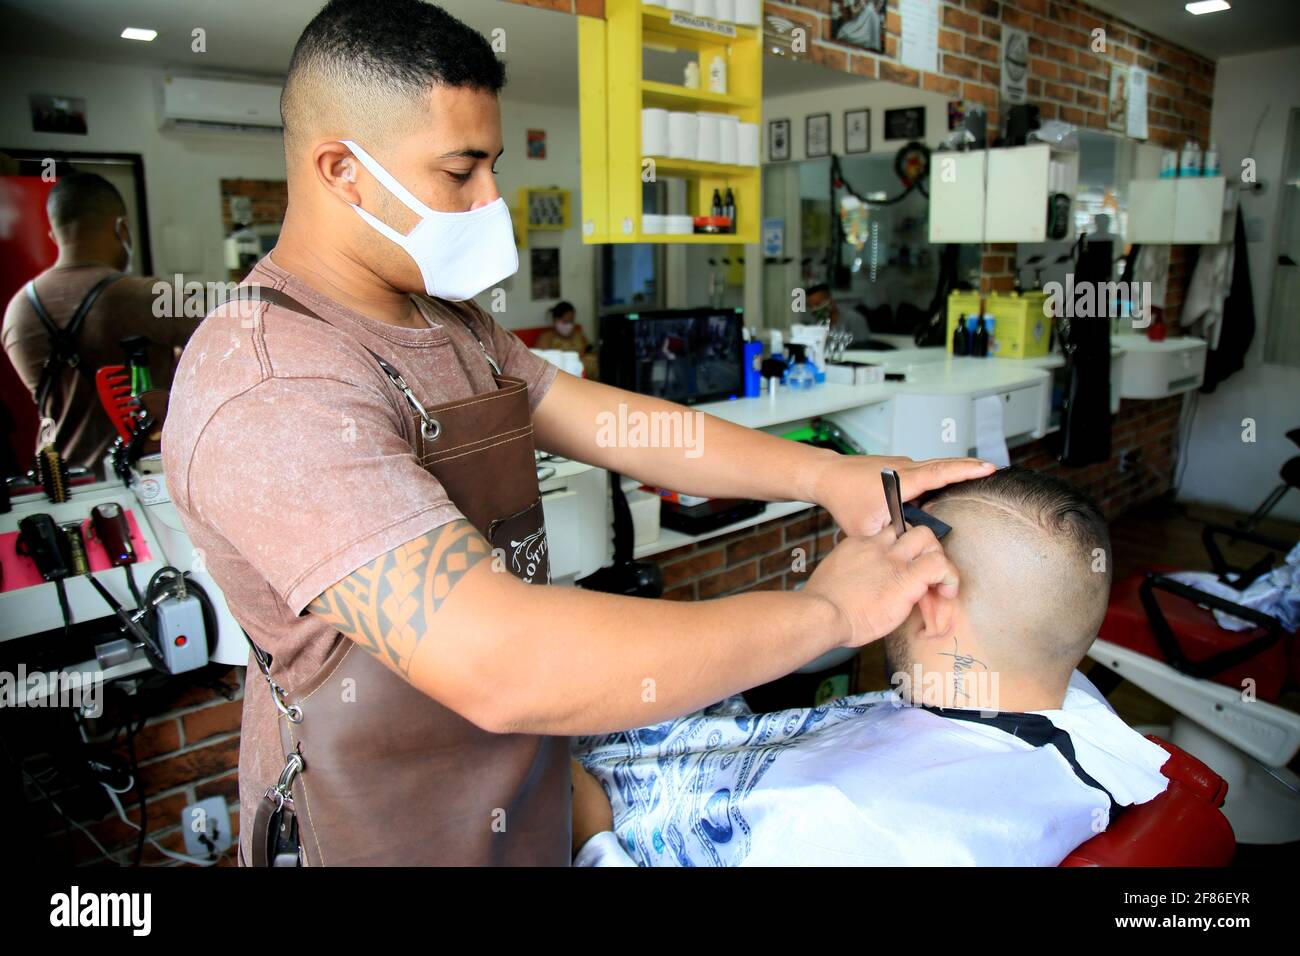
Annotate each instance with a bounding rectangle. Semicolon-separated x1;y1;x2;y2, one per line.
1184;1;1230;14
120;27;158;42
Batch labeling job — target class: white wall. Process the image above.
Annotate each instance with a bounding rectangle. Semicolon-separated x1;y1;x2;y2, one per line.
494;98;595;332
1178;46;1300;523
0;54;594;335
0;55;287;282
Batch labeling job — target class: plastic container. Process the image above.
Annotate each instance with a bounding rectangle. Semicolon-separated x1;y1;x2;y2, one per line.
785;344;816;391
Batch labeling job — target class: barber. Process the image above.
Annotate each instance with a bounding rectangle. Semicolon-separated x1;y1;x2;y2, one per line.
163;0;992;867
2;172;199;472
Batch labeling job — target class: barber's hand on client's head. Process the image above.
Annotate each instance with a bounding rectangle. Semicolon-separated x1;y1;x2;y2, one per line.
813;455;995;537
804;525;959;649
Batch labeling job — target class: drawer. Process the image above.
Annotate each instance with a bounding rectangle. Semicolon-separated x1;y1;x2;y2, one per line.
997;385;1042;438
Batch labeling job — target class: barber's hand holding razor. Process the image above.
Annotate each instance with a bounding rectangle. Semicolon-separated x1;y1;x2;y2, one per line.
812;455;994;536
804;525;958;649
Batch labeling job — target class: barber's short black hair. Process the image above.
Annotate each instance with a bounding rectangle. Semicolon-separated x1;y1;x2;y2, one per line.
807;282;831;299
551;301;576;320
282;0;506;148
47;172;125;230
930;466;1111;584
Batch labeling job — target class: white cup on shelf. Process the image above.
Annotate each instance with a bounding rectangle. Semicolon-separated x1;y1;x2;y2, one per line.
666;0;692;12
641;108;670;156
734;0;761;26
667;215;695;235
694;0;717;18
642;0;667;7
697;113;722;164
715;0;736;21
642;214;666;234
718;114;740;165
667;111;699;160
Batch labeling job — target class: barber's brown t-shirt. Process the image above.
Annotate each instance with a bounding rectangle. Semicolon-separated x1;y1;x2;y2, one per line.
161;255;557;863
2;264;198;469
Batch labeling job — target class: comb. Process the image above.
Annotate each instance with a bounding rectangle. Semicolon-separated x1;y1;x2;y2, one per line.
95;365;136;442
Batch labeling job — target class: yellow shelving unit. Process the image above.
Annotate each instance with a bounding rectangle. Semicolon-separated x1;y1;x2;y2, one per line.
579;0;762;245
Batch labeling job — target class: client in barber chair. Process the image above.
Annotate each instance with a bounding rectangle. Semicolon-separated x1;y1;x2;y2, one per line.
571;467;1172;866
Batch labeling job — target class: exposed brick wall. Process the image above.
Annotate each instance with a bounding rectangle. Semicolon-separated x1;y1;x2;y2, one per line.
220;178;288;283
32;670;245;866
767;0;1214;145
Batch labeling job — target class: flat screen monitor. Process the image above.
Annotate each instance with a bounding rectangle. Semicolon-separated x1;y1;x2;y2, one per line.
598;308;744;405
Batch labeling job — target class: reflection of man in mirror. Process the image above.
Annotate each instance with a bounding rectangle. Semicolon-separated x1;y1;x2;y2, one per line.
832;0;885;53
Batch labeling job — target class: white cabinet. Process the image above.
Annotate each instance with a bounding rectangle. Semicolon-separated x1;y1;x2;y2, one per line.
928;151;985;243
1114;333;1207;399
1174;177;1230;243
929;144;1077;244
884;376;1051;460
1125;176;1231;244
985;145;1057;243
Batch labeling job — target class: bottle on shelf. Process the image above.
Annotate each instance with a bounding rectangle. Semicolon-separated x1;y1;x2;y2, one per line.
971;315;989;358
952;314;969;356
708;55;727;95
723;187;736;232
1203;141;1220;176
710;188;724;218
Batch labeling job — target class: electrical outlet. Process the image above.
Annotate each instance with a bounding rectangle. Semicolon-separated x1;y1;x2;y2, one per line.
182;796;233;859
1119;449;1139;474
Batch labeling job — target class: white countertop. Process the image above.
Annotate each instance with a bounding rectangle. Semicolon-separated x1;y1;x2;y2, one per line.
689;356;1053;431
1113;332;1208;353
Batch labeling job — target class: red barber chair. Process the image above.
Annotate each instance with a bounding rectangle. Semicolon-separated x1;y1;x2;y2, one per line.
1089;523;1300;845
1061;736;1235;866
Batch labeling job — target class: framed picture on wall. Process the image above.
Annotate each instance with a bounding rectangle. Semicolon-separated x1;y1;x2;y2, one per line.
768;118;791;162
884;106;925;141
805;113;831;158
844;109;870;154
831;0;886;54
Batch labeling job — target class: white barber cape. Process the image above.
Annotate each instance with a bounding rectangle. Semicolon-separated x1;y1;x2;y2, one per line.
573;672;1170;867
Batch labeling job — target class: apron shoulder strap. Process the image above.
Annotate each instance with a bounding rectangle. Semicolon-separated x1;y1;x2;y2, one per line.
233;284;322;321
26;272;124;415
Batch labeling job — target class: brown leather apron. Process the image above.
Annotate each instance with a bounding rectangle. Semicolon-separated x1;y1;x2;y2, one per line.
239;286;571;866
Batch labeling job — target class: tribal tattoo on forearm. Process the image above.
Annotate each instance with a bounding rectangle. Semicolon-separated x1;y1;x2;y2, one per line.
308;519;492;675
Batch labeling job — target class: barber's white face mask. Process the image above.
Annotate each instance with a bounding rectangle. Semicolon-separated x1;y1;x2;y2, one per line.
340;139;518;301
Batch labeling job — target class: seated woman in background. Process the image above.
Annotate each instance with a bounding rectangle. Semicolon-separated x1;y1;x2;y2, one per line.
535;301;597;378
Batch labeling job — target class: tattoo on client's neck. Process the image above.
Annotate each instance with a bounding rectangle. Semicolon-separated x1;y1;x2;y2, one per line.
938;635;988;706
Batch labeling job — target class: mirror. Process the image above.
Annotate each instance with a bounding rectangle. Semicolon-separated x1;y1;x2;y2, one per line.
754;54;980;344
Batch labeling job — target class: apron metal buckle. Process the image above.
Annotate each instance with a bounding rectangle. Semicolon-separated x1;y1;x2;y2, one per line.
265;749;305;812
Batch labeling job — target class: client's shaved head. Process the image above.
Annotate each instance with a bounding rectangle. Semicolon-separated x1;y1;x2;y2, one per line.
923;467;1111;676
281;0;506;167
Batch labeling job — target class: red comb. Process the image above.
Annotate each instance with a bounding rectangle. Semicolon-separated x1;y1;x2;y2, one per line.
95;365;136;442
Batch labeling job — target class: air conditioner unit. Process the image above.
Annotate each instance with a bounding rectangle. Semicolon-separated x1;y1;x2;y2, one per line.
158;74;283;134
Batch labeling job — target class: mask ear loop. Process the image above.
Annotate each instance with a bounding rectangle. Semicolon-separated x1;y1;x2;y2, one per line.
340;139;438;220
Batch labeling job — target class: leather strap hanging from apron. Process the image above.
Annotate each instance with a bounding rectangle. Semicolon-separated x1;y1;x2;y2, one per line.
24;273;123;418
237;285;570;866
